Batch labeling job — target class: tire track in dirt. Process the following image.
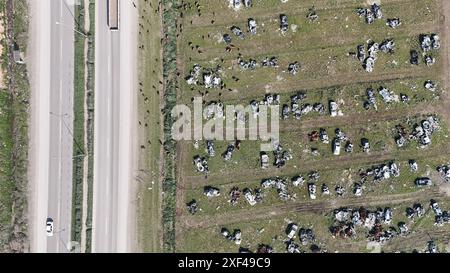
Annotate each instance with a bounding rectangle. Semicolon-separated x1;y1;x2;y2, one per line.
180;188;446;229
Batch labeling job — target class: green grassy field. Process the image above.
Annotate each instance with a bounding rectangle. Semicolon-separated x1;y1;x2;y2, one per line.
174;0;450;253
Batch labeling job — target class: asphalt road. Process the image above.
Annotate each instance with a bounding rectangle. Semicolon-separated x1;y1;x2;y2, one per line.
92;0;136;252
29;0;74;253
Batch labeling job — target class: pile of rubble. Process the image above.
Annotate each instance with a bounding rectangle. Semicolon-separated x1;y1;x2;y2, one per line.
356;3;382;24
282;92;326;120
436;165;450;182
355;39;395;72
431;199;450;226
221;227;242;245
261;177;291;200
359;161;400;183
186;64;223;89
395;115;440;148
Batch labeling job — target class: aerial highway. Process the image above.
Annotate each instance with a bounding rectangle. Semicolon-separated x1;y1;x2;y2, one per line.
29;0;75;253
92;0;137;252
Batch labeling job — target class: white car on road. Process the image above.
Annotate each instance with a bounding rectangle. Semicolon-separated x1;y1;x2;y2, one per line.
46;218;54;237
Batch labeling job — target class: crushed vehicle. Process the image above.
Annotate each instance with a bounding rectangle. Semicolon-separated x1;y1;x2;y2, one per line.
206;140;215;156
320;128;329;144
386;18;401;28
410;50;419;65
292;175;305;187
221;228;242;245
308;183;317;200
231;26;245;39
186;199;198;215
204;186;220;197
248;18;257;34
354;183;363;197
288;62;300;75
437;165;450;182
424;80;436;92
345;142;354;153
229;187;241;205
280;14;289;34
361;138;370;153
243;188;257;206
194;156;209;173
333;138;341;155
222;143;235;161
322;184;330;195
299;228;315;245
260;152;269;169
286;223;299;239
261;56;279;68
